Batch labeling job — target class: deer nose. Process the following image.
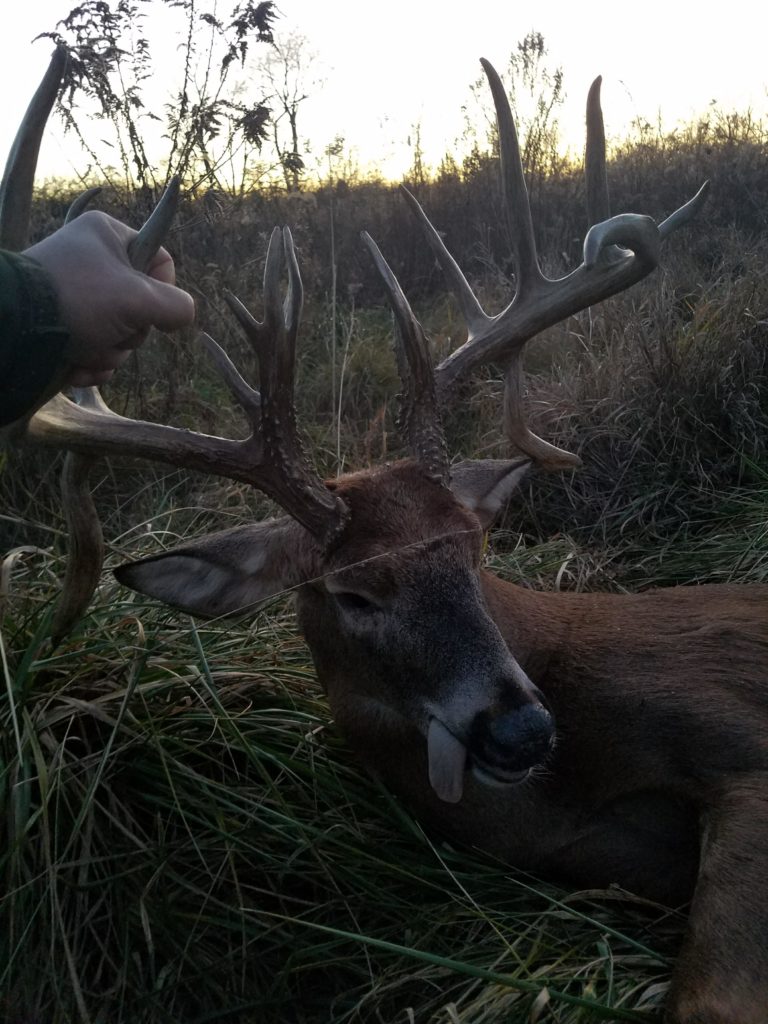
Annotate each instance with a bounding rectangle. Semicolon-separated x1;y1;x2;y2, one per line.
472;703;554;773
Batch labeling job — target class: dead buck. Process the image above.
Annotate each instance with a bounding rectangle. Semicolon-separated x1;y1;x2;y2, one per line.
6;49;768;1024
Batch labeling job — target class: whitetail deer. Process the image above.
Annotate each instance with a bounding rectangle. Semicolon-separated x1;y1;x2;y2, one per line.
6;49;768;1024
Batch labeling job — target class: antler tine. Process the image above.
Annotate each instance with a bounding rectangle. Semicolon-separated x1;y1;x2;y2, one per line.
64;187;103;224
221;227;349;544
282;225;304;361
257;225;302;406
199;331;262;419
127;176;181;272
50;452;105;640
583;77;710;247
361;231;449;483
479;57;544;297
502;348;582;469
585;76;611;227
399;186;487;333
0;46;67;250
397;52;548;337
657;181;710;239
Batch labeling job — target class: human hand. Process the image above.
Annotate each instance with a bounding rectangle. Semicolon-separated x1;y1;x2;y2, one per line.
25;210;195;386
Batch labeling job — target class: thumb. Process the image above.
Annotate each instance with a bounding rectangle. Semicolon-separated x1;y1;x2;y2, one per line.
138;275;196;333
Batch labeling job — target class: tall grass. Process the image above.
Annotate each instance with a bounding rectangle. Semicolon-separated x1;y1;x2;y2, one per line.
3;535;689;1024
2;472;765;1021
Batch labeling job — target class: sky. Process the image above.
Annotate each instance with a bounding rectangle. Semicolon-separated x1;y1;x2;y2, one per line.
1;0;767;184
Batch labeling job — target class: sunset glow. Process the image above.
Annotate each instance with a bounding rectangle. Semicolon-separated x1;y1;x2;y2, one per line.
2;0;767;184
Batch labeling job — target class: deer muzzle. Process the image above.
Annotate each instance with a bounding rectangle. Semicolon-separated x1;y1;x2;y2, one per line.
469;702;554;780
427;690;555;804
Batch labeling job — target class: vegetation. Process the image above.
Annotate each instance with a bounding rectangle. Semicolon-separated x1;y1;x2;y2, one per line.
2;32;768;1023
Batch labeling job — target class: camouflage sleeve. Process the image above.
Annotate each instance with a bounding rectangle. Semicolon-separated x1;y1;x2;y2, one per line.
0;249;69;429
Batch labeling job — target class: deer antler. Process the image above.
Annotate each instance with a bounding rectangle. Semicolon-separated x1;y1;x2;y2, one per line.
361;231;450;484
0;46;68;250
26;227;349;548
369;60;709;471
24;228;348;636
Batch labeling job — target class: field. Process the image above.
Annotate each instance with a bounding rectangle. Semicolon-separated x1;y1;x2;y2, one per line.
1;113;768;1022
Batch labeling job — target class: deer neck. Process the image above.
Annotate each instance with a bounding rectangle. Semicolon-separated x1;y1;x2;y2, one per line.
479;570;574;686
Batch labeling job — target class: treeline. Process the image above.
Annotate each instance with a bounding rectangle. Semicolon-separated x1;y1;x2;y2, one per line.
32;108;768;315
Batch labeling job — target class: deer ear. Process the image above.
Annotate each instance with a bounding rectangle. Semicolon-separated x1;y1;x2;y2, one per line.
114;517;316;618
449;458;531;530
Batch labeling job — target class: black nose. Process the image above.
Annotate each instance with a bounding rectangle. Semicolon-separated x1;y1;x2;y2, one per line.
472;703;554;772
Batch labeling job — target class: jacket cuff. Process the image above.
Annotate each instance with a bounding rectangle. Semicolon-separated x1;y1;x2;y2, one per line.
0;250;70;427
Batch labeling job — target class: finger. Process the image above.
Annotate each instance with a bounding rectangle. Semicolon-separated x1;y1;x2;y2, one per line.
140;275;196;332
66;367;117;387
64;346;136;386
146;245;177;285
116;328;151;351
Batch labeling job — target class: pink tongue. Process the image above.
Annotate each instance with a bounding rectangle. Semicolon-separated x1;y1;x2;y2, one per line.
427;718;467;803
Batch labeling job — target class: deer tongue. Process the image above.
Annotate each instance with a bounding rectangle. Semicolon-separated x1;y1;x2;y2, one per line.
427;718;467;803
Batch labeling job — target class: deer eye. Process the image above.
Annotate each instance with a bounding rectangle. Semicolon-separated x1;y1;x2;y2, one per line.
333;591;379;614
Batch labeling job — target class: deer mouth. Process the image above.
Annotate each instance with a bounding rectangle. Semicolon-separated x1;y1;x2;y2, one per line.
471;762;531;788
427;717;530;803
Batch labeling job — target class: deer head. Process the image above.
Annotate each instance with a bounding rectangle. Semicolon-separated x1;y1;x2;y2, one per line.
7;50;707;802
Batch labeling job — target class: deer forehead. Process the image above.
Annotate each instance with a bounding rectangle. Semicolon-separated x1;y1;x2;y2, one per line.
323;463;484;583
330;461;483;540
323;535;481;601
